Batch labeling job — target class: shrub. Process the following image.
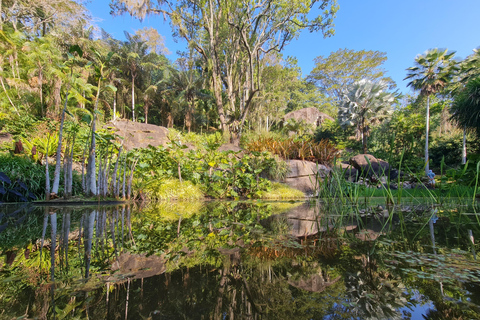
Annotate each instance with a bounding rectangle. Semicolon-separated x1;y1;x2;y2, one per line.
0;154;82;202
141;178;204;201
244;135;339;165
260;182;305;199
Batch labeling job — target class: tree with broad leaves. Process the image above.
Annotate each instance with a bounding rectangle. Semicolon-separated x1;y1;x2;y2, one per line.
450;77;480;164
405;48;458;175
308;48;396;104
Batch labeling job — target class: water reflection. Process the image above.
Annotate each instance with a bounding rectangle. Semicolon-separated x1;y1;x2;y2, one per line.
0;201;479;319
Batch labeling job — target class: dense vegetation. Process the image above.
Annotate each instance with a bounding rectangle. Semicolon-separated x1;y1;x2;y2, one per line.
0;0;480;203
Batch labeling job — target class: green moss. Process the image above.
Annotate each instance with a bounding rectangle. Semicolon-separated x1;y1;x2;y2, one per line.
142;200;204;221
143;178;204;201
260;182;305;199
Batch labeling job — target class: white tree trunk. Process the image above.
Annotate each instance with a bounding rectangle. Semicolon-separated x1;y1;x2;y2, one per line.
462;126;467;165
131;76;135;122
425;96;430;176
52;92;69;195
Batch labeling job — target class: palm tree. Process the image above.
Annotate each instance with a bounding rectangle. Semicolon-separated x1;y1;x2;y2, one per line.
450;77;480;164
163;67;206;132
338;79;394;154
119;32;158;122
404;48;457;175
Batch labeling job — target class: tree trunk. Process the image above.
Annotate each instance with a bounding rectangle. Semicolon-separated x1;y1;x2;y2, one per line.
131;75;135;122
425;95;430;175
52;91;70;195
362;117;367;154
113;91;117;121
462;125;467;165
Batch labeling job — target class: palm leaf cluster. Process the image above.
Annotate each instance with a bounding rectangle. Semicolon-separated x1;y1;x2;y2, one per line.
338;79;394;153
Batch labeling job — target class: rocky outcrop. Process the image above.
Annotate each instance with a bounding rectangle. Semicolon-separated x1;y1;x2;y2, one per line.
283;160;330;194
349;154;397;180
106;119;170;150
283;107;334;127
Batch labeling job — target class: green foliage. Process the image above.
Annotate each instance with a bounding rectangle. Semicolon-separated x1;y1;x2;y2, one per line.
0;110;40;138
260;182;305;199
21;133;59;158
368;108;425;169
451;77;480;136
315;118;359;151
0;155;47;201
308;48;396;103
0;154;82;202
131;143;279;199
141;178;204;201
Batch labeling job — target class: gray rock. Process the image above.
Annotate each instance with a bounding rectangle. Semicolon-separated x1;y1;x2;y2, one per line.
283;160;331;194
283;107;334;128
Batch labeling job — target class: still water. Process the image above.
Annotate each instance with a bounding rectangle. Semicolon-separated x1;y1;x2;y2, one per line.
1;200;480;319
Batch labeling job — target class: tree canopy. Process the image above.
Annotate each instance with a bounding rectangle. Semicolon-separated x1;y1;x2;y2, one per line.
111;0;339;137
308;48;396;103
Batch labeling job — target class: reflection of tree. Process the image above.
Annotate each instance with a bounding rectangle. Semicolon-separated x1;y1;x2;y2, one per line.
344;255;408;319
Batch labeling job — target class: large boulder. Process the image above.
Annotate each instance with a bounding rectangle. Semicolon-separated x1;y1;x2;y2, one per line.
106;120;169;150
283;160;330;195
283;107;334;127
350;154;391;179
338;162;359;182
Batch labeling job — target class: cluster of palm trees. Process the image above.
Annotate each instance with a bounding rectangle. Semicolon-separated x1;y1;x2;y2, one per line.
337;47;480;173
406;48;480;173
0;1;214;131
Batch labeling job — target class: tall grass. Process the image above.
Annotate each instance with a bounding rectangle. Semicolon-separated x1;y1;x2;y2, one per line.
314;155;480;205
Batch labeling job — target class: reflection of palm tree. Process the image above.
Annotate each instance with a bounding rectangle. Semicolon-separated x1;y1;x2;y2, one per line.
84;210;96;279
345;255;409;319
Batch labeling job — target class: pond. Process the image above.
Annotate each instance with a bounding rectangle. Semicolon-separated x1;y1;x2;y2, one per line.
1;200;480;319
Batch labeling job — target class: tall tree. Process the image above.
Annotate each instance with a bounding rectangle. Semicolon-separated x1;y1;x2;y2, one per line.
338;79;394;154
111;0;338;136
165;66;205;132
308;48;396;103
119;32;159;122
450;77;480;160
405;48;458;175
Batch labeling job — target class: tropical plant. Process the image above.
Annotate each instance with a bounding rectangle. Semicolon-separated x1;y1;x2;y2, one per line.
338;79;395;154
405;48;458;175
163;66;207;132
245;135;339;165
119;32;159;122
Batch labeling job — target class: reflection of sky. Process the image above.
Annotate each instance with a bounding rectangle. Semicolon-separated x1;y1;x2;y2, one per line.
401;290;433;319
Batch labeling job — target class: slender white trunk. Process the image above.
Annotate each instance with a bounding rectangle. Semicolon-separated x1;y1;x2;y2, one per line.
425;96;430;175
462;126;467;165
113;92;117;121
131;76;135;122
52;91;69;195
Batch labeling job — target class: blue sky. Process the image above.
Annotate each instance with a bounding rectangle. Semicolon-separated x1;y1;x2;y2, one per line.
86;0;480;94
